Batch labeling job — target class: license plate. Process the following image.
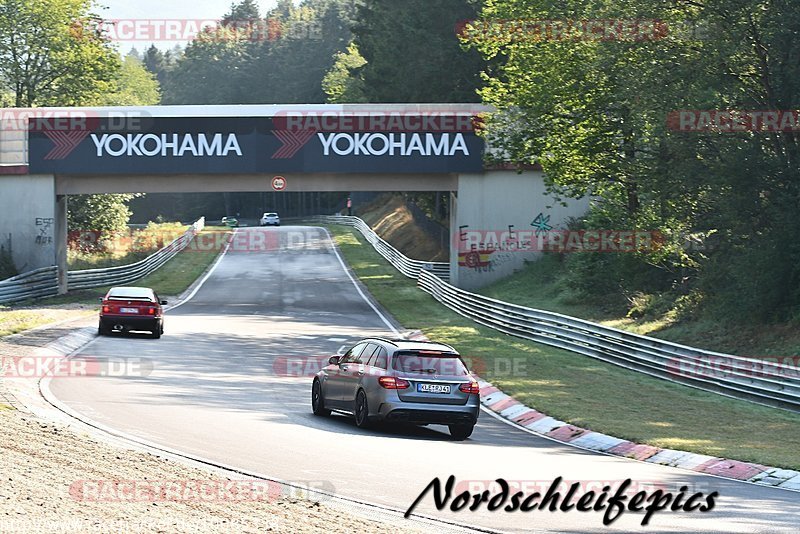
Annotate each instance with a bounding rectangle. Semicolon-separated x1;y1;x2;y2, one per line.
120;307;139;314
417;383;451;394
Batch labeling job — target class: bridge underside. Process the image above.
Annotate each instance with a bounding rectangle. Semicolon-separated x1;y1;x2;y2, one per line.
56;173;458;195
0;168;590;293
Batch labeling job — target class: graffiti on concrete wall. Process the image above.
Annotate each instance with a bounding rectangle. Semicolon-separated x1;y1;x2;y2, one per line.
459;249;494;272
35;217;54;245
531;212;552;235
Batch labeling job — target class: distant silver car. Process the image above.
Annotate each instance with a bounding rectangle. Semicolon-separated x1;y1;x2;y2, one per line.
260;212;280;226
312;338;480;440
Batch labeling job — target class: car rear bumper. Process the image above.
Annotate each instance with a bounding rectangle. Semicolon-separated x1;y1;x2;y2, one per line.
378;400;479;425
100;316;161;330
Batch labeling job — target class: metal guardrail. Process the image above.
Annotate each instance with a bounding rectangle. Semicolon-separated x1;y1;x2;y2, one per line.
0;218;205;304
0;265;59;303
313;215;450;282
417;270;800;412
317;214;800;412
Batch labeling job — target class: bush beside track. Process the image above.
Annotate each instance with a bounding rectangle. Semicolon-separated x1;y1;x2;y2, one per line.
326;224;800;471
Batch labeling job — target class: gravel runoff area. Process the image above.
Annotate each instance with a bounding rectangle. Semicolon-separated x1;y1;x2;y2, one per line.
0;321;409;534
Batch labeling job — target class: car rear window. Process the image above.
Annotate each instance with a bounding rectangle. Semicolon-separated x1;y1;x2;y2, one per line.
107;287;154;300
391;351;469;376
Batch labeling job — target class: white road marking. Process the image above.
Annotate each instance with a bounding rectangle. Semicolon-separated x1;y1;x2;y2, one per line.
319;227;399;335
168;229;235;312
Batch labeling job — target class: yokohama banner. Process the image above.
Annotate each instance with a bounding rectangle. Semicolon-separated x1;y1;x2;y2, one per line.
27;114;485;175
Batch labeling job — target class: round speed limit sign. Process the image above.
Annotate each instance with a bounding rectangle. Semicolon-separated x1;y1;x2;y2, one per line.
272;176;287;191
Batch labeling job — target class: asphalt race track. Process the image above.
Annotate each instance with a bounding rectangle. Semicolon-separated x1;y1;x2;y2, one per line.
50;227;800;533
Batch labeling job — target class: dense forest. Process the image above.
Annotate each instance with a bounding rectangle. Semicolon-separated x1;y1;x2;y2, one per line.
466;0;799;323
128;0;484;223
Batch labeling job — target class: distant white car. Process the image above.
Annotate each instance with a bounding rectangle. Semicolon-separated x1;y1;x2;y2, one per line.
260;212;280;226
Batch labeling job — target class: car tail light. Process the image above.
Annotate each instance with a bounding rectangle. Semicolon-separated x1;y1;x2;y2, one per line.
379;376;410;389
101;302;110;314
459;381;480;394
148;307;156;315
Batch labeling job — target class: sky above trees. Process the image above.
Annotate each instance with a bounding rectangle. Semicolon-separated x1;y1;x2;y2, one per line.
98;0;285;50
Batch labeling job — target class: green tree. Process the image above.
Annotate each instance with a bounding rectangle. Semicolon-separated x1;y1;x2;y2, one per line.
162;28;254;104
222;0;261;23
67;194;140;240
471;0;800;321
142;45;175;86
162;0;356;105
350;0;485;102
0;0;120;106
100;52;161;105
322;42;367;102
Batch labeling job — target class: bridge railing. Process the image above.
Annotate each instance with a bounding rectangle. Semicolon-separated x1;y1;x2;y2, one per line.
319;215;800;412
0;218;204;304
312;215;450;282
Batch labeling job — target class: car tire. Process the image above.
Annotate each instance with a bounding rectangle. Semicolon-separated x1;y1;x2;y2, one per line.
449;424;474;441
98;322;110;336
151;326;161;339
312;380;331;416
354;390;371;429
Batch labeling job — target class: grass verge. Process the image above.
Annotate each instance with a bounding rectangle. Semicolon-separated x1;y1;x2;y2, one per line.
479;255;800;357
67;221;189;270
0;226;230;337
327;224;800;470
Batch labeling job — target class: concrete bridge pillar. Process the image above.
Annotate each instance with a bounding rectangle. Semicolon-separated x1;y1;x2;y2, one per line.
0;173;57;276
55;194;68;294
451;169;590;290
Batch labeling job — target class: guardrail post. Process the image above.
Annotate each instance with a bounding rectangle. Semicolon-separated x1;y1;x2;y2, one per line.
55;195;68;294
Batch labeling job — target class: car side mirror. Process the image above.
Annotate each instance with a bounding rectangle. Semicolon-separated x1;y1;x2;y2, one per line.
160;300;168;305
329;356;340;365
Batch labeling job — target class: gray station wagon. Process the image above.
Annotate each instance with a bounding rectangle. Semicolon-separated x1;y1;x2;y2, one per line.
312;338;480;440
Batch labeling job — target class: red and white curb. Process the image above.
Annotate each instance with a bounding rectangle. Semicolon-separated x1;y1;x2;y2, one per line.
404;329;800;492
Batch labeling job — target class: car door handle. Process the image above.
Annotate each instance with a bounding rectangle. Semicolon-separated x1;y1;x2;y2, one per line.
358;371;364;376
341;365;348;371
